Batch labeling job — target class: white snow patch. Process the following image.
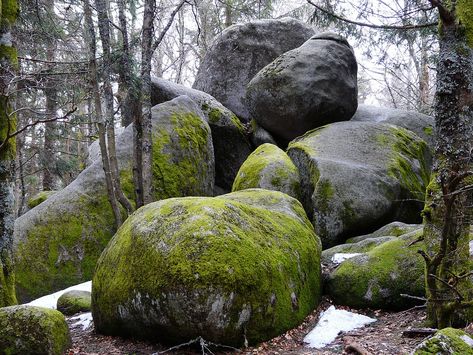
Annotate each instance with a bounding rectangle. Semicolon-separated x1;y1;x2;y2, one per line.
331;253;362;264
469;240;473;256
70;312;93;330
303;306;376;349
461;334;473;347
25;281;92;309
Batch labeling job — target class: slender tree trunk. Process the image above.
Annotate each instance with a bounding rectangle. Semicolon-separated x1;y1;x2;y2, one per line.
422;1;473;328
95;0;133;215
83;0;123;229
0;0;19;307
139;0;156;205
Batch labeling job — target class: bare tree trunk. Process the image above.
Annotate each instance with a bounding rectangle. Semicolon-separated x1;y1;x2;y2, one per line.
83;0;123;229
422;1;473;329
95;0;134;215
0;0;19;307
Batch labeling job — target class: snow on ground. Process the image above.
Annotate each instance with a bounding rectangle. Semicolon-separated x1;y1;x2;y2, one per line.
303;305;377;349
71;312;93;330
26;281;92;309
331;253;362;264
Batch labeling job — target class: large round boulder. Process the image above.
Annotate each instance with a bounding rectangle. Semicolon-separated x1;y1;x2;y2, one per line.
325;231;425;310
0;305;71;355
92;189;322;346
413;328;473;354
287;121;432;247
57;290;91;315
14;96;214;302
232;143;301;199
351;104;435;147
193;17;314;122
151;77;252;191
246;32;358;143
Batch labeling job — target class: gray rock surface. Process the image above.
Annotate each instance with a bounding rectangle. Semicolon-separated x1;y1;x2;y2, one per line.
151;77;251;190
351;104;435;146
246;32;358;142
193;17;315;122
14;96;214;302
92;189;321;346
347;221;422;243
287;121;432;247
57;290;92;315
249;120;278;148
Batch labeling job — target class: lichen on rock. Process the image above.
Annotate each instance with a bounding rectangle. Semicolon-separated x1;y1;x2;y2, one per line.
92;189;321;346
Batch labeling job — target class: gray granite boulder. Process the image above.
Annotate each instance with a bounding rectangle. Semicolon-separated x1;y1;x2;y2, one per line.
193;17;314;122
151;77;251;190
14;96;214;302
92;189;321;346
287;121;432;247
246;32;358;142
351;104;435;147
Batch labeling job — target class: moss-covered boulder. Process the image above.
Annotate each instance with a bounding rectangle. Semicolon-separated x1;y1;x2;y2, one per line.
27;191;56;209
413;328;473;354
325;230;425;310
346;221;422;244
151;77;252;190
0;305;71;355
57;290;91;315
14;96;215;302
92;189;322;346
287;121;432;248
232;143;301;199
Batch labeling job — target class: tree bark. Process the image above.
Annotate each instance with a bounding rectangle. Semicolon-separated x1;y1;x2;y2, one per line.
423;0;473;328
0;0;19;307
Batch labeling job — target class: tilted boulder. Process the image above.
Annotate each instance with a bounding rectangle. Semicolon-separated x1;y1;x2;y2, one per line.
92;189;322;346
193;17;314;122
413;328;473;354
151;77;251;190
325;230;425;310
0;305;71;355
287;121;432;247
232;143;301;200
14;96;214;302
351;104;435;147
246;32;358;143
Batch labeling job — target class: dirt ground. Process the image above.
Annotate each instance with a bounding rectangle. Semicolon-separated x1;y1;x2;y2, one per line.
66;298;430;355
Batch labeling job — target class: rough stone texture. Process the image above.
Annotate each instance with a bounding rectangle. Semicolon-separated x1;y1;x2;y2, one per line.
249;120;278;148
325;231;425;310
92;189;321;347
193;17;315;122
351;104;435;147
0;305;71;355
413;328;473;354
232;143;301;199
287;121;432;248
150;77;252;190
246;32;358;142
86;127;125;166
57;290;91;315
14;96;214;302
346;221;423;243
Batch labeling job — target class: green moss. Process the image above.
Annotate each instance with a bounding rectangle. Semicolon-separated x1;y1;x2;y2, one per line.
57;290;91;315
316;179;334;212
232;143;301;199
151;111;212;200
414;327;473;354
1;0;19;25
0;305;71;355
92;190;321;346
27;191;56;209
327;231;425;310
423;126;433;136
15;194;116;302
457;0;473;47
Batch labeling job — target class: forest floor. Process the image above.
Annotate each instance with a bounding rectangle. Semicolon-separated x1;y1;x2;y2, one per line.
66;298;430;355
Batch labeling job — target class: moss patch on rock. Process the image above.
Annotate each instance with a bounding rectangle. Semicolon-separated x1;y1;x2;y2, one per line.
0;305;71;355
232;143;301;199
326;230;425;310
92;189;321;347
57;290;91;316
27;191;56;209
414;327;473;354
